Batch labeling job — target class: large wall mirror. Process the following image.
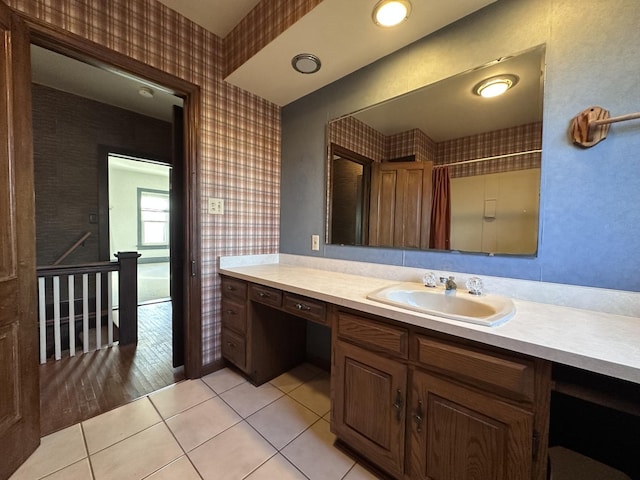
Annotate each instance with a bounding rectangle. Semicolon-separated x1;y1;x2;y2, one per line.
327;45;545;256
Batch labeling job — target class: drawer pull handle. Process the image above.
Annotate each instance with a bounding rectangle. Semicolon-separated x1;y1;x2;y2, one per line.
226;310;236;315
295;303;311;311
413;400;424;433
393;389;403;422
226;341;235;348
258;292;270;298
226;285;235;291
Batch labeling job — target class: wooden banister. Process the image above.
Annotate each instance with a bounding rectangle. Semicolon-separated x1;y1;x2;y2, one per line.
52;231;92;265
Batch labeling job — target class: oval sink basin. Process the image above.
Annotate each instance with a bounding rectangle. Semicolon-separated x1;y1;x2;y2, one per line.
367;283;515;326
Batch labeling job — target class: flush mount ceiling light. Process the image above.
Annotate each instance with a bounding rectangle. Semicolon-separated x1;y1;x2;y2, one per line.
473;74;519;98
291;53;322;74
138;86;154;98
372;0;412;27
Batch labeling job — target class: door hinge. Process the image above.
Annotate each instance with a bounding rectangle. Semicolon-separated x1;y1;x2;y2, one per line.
532;430;540;459
190;260;196;277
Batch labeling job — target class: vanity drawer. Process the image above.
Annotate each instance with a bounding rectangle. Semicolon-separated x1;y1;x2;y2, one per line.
221;298;246;334
283;293;328;326
222;328;246;370
414;335;535;402
250;284;282;307
336;312;408;359
221;276;247;302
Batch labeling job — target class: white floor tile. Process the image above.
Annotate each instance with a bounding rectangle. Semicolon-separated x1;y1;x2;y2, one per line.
245;453;307;480
10;424;86;480
83;397;162;454
247;396;320;450
219;381;284;418
149;380;215;419
281;419;355;480
40;459;92;480
166;396;241;452
269;363;322;393
202;367;246;394
343;463;383;479
91;423;183;480
188;422;276;480
288;374;331;416
144;456;202;480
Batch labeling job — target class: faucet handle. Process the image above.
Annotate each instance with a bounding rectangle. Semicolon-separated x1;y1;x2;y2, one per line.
466;276;484;295
422;272;437;287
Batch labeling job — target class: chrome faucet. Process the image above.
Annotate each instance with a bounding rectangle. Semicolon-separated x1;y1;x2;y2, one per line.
440;276;457;291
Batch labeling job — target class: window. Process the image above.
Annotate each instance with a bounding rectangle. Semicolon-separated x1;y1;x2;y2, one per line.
138;188;170;249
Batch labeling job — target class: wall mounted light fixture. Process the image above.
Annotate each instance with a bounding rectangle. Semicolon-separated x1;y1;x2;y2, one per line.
372;0;412;27
473;74;519;98
291;53;322;74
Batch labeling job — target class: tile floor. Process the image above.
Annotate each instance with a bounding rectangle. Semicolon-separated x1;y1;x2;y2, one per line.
10;364;381;480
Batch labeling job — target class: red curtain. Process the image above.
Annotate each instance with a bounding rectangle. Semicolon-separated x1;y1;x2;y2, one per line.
429;166;451;250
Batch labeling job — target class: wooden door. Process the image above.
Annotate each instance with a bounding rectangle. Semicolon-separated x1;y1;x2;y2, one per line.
332;340;407;478
408;369;533;480
369;161;432;249
0;2;41;478
170;105;185;367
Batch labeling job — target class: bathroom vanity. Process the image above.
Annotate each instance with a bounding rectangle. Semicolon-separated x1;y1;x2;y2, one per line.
219;256;640;480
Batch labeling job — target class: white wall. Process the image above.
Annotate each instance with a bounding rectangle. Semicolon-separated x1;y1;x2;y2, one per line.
108;157;170;262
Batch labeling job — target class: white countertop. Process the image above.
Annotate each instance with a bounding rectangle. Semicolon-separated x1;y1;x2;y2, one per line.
219;259;640;384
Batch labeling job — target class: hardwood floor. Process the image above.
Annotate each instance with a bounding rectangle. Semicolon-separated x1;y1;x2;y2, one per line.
39;301;184;435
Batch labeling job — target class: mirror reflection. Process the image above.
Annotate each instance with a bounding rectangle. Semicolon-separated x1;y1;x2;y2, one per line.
327;45;544;256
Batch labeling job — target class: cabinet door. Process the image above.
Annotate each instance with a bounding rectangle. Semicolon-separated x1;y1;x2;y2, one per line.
332;340;407;478
408;369;533;480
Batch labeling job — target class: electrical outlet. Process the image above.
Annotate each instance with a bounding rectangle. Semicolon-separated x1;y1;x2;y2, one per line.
311;234;320;251
208;198;224;215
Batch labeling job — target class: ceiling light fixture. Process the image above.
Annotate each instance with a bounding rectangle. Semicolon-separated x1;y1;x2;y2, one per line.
372;0;412;27
138;86;154;98
291;53;322;74
473;74;519;98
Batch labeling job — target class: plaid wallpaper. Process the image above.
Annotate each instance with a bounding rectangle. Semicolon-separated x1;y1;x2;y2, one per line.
225;0;322;77
386;129;437;163
332;117;541;178
10;0;281;368
437;122;542;178
329;116;385;162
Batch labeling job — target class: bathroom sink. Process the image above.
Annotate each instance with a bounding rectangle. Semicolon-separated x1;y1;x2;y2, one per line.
366;283;515;326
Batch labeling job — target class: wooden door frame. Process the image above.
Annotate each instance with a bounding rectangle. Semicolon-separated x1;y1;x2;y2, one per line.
23;15;203;377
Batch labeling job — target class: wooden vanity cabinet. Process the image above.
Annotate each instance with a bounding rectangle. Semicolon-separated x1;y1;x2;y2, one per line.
220;276;318;385
332;312;409;478
331;307;551;480
221;277;248;371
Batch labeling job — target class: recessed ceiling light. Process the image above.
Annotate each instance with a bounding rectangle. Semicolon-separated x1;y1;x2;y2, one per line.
473;74;519;98
138;86;154;98
291;53;322;74
372;0;412;27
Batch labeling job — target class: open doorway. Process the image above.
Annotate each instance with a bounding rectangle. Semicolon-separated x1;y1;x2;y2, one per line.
31;44;192;434
107;154;172;305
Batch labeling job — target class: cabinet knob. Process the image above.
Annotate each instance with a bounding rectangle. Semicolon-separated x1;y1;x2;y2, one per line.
259;292;270;298
226;309;236;315
295;303;311;311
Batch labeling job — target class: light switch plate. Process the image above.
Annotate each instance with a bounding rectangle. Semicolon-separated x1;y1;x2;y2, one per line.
311;234;320;251
208;198;224;215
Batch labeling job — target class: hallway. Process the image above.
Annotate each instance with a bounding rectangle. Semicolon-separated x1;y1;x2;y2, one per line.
39;301;183;435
